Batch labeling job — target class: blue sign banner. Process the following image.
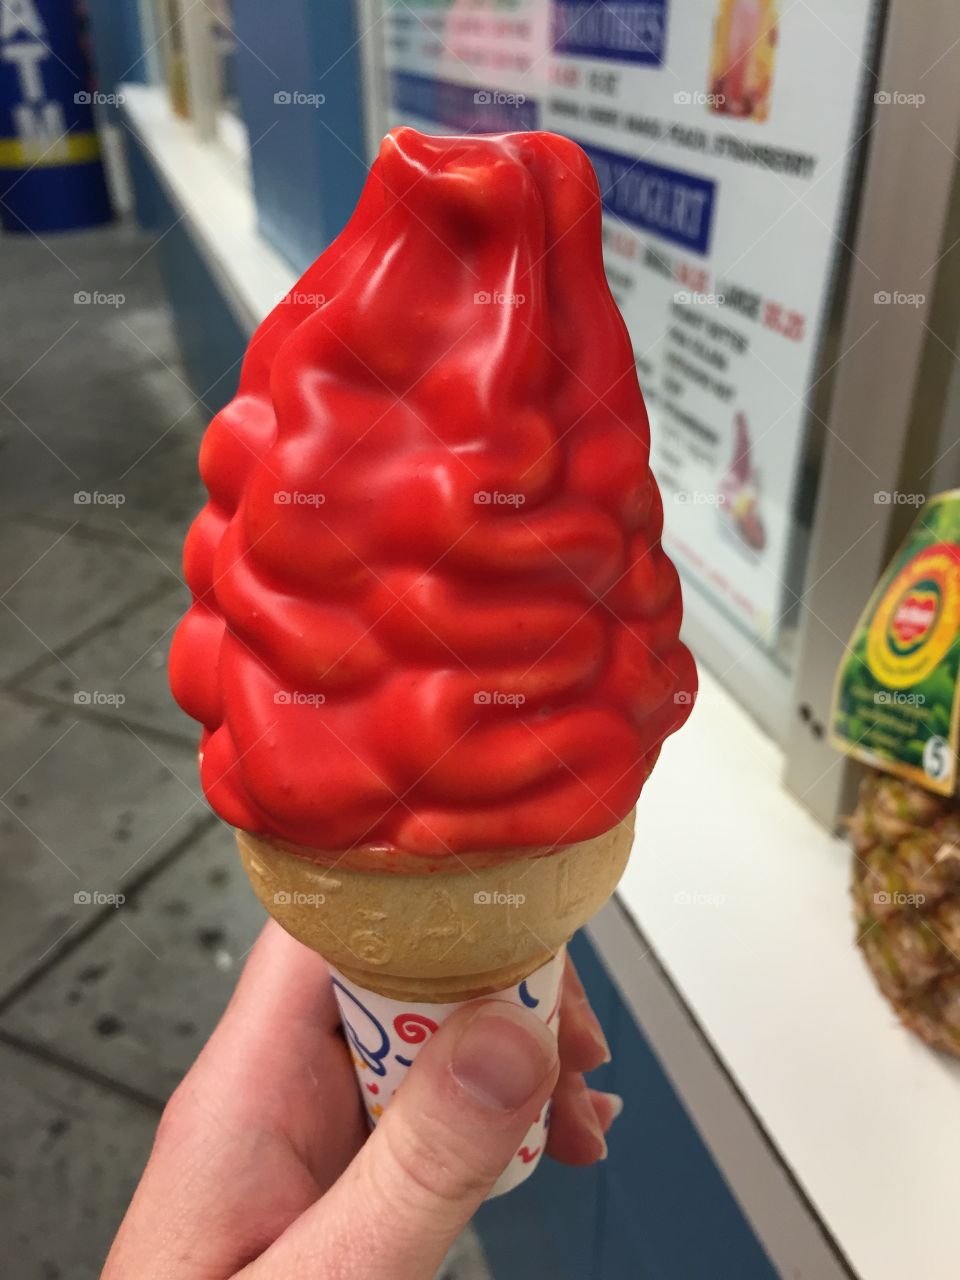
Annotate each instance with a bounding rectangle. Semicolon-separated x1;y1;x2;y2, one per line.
389;71;540;134
580;140;716;255
552;0;668;66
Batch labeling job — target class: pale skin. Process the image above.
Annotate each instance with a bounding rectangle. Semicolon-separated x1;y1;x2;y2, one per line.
104;921;622;1280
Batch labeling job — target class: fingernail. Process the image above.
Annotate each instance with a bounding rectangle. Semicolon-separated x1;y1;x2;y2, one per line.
592;1028;612;1065
451;1003;557;1112
597;1091;624;1121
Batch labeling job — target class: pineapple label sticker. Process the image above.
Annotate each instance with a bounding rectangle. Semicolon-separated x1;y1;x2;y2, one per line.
832;491;960;794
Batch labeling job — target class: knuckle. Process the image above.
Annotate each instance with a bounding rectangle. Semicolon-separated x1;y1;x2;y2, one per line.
373;1110;497;1211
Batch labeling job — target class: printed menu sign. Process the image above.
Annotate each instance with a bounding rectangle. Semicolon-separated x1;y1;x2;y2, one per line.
375;0;879;646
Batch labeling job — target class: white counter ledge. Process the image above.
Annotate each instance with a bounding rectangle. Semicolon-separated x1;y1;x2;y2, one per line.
121;83;292;335
593;664;960;1280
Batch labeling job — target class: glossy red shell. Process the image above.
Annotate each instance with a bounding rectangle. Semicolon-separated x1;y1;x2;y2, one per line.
169;128;696;859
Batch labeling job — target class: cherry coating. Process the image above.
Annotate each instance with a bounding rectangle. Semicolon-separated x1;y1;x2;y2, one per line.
169;128;696;861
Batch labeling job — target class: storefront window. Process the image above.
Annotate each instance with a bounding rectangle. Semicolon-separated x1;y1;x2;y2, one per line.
362;0;885;737
147;0;243;149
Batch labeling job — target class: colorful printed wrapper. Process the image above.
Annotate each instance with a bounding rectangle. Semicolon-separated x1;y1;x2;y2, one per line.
329;947;566;1198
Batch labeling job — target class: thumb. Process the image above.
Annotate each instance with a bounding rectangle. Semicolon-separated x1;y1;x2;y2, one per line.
242;1000;559;1280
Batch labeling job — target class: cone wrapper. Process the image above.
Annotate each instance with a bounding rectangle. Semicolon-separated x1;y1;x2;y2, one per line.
329;946;566;1198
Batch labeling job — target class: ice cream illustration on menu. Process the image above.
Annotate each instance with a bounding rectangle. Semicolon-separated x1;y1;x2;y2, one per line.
719;411;766;553
710;0;778;121
169;128;695;1195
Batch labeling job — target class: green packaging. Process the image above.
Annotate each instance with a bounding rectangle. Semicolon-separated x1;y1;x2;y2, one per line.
831;490;960;794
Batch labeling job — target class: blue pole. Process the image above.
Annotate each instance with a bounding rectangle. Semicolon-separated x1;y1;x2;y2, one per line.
0;0;113;233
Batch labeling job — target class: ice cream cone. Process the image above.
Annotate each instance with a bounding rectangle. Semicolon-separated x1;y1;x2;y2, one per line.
169;128;695;1199
236;813;634;1001
236;816;634;1196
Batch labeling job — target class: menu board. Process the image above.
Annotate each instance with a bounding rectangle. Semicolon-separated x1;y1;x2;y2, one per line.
375;0;879;647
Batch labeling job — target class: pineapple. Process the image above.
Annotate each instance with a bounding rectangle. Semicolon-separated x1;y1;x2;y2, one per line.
850;770;960;1055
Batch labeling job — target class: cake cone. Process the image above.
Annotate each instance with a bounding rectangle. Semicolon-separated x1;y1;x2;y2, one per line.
236;816;634;1196
236;813;634;1002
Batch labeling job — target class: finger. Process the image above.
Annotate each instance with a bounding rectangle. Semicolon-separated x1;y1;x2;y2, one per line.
104;922;365;1280
241;1001;559;1280
545;1071;608;1166
557;958;610;1073
192;921;346;1127
194;921;367;1177
590;1089;624;1134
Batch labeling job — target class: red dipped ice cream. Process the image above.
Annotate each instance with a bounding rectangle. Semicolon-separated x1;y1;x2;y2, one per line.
169;128;695;862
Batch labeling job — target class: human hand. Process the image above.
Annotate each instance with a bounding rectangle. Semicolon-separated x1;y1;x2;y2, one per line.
104;920;621;1279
